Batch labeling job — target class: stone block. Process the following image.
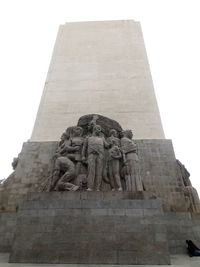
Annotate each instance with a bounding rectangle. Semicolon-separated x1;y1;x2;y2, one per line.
89;208;108;216
155;233;167;242
125;208;143;216
143;208;163;216
107;208;125;216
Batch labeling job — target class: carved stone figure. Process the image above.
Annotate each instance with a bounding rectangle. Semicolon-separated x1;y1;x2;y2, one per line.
59;132;68;147
46;126;86;191
184;186;200;213
77;114;123;137
12;157;19;170
56;127;74;157
87;115;99;135
177;159;200;213
44;115;146;192
82;124;108;191
121;130;143;191
66;126;84;176
107;129;122;191
176;159;191;186
48;156;79;191
70;127;84;158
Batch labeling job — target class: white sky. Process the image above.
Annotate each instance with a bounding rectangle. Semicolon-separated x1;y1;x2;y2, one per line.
0;0;200;193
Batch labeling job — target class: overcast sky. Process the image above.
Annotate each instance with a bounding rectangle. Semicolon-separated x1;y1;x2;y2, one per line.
0;0;200;193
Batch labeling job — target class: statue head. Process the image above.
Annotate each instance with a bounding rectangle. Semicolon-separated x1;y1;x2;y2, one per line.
73;126;83;137
123;129;133;139
64;128;71;139
60;132;67;141
12;157;18;170
88;115;99;132
65;126;76;139
88;121;95;132
109;129;118;138
93;124;102;135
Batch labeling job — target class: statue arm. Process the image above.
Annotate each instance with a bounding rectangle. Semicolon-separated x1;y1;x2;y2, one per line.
103;137;109;149
66;145;80;152
120;143;128;164
82;137;88;160
121;142;137;154
60;139;79;153
59;145;68;154
114;153;122;159
122;152;127;164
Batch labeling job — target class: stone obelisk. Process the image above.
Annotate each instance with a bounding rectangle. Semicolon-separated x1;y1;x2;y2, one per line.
31;20;164;141
1;20;200;266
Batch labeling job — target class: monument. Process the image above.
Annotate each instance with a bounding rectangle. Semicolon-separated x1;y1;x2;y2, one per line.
0;20;200;265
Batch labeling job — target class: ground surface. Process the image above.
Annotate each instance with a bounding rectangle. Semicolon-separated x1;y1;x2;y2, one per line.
1;253;200;267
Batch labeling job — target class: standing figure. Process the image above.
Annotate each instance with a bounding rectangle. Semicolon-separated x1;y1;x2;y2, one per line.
107;129;122;191
82;124;108;191
121;130;143;191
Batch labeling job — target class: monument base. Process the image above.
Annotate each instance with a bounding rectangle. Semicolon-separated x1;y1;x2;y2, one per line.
0;139;195;213
9;192;170;265
1;137;200;264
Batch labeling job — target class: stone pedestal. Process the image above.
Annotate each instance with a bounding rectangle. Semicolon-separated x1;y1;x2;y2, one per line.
9;192;170;265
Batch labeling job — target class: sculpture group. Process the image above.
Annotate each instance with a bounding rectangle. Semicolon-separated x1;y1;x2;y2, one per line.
45;114;143;192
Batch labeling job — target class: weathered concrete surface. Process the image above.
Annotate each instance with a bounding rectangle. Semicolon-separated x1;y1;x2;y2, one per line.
9;197;170;264
31;20;164;141
0;213;16;252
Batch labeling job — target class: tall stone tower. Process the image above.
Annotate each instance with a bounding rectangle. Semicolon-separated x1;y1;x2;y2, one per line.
31;20;164;141
1;20;200;265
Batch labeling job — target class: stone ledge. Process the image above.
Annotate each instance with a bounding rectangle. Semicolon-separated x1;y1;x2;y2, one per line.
26;191;157;201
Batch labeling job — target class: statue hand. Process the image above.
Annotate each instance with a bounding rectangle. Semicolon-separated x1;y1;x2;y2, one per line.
73;146;80;151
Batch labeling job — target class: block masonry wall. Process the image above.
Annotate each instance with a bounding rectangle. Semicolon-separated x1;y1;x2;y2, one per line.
1;197;200;255
0;142;57;211
9;197;171;264
0;140;188;212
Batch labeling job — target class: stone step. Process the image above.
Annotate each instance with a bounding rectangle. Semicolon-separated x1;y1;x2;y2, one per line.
9;198;170;265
